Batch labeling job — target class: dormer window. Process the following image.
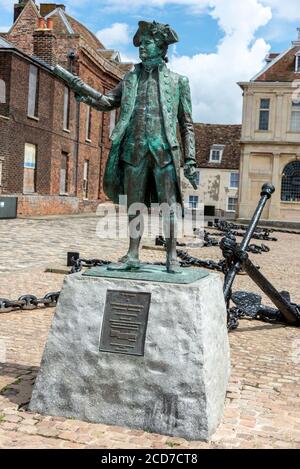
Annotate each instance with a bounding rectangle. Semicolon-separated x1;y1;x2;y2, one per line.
295;52;300;72
209;144;225;163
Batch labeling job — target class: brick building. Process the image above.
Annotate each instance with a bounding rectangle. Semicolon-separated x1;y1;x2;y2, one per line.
0;1;131;216
181;124;241;219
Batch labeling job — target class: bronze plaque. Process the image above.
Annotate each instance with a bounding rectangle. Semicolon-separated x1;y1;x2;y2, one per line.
99;290;151;356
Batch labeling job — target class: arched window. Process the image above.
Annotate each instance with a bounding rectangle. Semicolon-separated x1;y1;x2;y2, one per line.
281;161;300;202
0;79;5;104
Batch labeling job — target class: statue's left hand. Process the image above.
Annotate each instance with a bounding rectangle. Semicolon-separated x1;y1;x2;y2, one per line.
184;160;198;190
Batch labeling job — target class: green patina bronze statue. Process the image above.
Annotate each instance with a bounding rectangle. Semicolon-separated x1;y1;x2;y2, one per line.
55;21;198;273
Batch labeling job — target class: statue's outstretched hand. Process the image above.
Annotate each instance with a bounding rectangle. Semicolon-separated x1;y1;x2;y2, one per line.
72;77;85;89
75;93;88;103
184;160;198;190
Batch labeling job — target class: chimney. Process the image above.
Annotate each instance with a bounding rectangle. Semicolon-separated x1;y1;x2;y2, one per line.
33;18;56;67
14;0;35;23
292;28;300;46
40;3;66;17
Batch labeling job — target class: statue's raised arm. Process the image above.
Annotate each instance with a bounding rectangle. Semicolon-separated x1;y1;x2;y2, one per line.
54;64;122;111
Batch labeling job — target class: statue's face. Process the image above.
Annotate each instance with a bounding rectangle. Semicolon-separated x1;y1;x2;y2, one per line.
139;36;164;61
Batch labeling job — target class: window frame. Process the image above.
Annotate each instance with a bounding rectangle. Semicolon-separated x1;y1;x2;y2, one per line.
227;196;238;212
290;100;300;132
60;152;69;195
0;79;5;104
83;159;89;199
63;86;70;131
229;172;239;189
281;161;300;202
188;195;199;209
258;98;270;131
209;145;225;163
86;105;92;142
27;65;39;119
23;143;37;194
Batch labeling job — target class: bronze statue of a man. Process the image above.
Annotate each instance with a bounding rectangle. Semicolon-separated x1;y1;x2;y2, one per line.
74;21;197;273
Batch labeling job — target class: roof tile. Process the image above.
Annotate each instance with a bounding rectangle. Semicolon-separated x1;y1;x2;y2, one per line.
194;123;241;169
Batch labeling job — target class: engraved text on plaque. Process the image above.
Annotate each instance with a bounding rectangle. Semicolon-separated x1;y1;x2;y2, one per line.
99;290;151;356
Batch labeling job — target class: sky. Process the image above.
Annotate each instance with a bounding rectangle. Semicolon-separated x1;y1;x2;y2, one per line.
1;0;300;124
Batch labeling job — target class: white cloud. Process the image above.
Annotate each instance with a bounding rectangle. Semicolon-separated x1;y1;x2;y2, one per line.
0;26;9;32
105;0;272;124
0;0;280;123
170;38;270;124
93;0;300;19
88;0;273;123
119;51;138;63
178;0;271;123
262;0;300;21
96;22;131;48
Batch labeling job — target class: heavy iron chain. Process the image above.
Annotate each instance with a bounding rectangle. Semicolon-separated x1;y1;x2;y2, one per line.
177;250;225;272
0;258;111;314
70;258;111;273
202;231;270;254
0;257;166;314
212;220;278;241
213;220;300;236
0;292;60;314
157;234;270;255
0;230;291;330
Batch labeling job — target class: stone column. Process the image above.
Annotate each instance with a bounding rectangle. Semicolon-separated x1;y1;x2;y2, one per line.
269;152;281;220
238;148;251;219
275;92;284;141
243;91;254;140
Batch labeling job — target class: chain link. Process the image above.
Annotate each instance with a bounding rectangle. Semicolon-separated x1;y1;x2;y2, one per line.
0;292;60;314
212;220;278;241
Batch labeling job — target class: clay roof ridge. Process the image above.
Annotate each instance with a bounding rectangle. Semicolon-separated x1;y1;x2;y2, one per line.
44;7;74;34
250;46;294;82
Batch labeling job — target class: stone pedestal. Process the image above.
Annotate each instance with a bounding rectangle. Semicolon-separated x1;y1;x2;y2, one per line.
29;268;230;441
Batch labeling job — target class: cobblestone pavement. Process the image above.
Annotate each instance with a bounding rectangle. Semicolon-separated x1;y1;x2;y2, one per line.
0;216;299;448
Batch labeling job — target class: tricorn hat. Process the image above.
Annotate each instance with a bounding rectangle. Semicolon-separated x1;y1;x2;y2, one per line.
133;21;179;47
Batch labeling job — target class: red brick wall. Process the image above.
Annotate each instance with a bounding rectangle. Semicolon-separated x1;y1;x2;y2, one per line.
76;53;119;203
2;2;124;215
7;2;39;56
0;49;121;214
17;195;79;216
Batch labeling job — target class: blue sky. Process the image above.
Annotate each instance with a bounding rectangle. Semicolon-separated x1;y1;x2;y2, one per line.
1;0;300;123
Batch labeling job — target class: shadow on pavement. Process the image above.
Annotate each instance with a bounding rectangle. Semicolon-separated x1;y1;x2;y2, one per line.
0;362;38;409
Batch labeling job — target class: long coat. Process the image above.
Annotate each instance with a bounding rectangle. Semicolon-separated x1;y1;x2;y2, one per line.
91;63;196;205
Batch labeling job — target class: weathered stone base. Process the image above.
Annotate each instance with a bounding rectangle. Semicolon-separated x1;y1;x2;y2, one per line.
29;271;230;441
